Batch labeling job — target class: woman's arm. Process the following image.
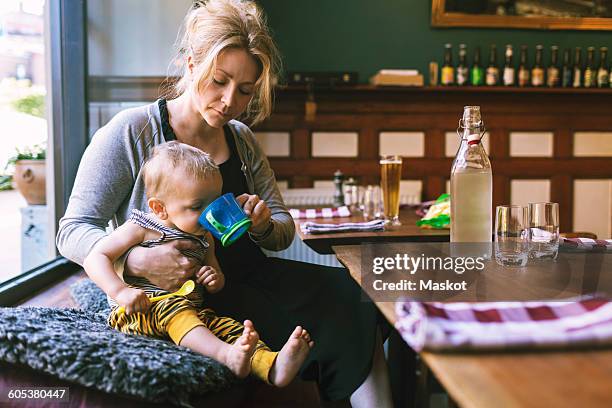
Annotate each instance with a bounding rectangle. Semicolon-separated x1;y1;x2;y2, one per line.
239;124;295;251
125;240;200;291
56;110;140;266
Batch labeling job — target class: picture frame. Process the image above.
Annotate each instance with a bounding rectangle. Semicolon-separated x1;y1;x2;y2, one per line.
431;0;612;31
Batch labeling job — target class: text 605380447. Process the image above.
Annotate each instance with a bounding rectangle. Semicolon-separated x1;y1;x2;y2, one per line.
2;388;69;402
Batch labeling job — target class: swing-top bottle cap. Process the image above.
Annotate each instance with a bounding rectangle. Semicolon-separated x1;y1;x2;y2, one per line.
462;106;482;128
461;106;484;143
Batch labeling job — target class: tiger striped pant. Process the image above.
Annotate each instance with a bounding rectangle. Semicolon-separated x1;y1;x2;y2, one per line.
108;294;277;383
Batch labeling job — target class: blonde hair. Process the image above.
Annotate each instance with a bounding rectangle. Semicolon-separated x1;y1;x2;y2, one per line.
142;141;219;198
165;0;281;125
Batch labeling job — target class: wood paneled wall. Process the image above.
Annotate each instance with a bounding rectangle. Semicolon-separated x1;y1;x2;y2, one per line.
89;77;612;232
254;86;612;232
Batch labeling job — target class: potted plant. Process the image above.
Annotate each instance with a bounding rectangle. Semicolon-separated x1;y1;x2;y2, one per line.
5;144;46;205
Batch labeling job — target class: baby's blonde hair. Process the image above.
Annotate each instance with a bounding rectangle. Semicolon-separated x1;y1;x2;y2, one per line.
165;0;281;125
142;141;219;198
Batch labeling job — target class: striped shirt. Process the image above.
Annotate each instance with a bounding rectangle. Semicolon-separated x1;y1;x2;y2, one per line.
107;209;208;309
130;209;209;262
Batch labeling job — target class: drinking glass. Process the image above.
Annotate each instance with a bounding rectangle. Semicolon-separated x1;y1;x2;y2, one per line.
494;205;528;267
380;155;402;226
527;202;559;260
362;185;382;220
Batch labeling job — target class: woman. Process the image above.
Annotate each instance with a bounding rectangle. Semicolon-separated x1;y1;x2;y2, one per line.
57;0;392;405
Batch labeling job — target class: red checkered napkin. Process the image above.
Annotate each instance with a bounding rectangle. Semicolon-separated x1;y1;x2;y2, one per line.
560;237;612;251
289;206;351;219
395;295;612;352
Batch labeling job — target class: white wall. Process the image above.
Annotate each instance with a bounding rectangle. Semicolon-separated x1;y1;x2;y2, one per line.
87;0;192;76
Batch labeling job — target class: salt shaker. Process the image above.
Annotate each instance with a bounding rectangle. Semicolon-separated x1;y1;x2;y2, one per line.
333;169;345;207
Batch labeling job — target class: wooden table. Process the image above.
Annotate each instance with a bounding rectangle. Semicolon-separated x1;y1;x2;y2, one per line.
334;244;612;408
295;208;449;254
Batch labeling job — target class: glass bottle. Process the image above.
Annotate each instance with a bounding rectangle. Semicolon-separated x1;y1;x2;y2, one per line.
597;47;609;88
450;106;492;246
441;43;455;86
531;45;544;87
561;48;572;87
502;44;515;86
456;44;469;86
584;47;595;88
471;47;484;86
486;44;499;86
546;46;560;87
518;45;530;87
573;47;582;88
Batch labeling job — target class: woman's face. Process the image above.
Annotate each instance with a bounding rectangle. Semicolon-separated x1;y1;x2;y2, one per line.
191;47;259;128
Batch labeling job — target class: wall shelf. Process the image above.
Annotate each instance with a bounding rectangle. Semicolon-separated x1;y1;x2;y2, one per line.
87;76;612;102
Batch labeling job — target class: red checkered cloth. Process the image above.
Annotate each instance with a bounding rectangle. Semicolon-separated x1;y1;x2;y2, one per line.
561;237;612;251
395;295;612;351
289;206;351;219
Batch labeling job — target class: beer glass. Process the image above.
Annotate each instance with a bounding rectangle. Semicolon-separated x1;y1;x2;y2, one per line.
494;205;528;267
527;202;560;260
380;155;402;226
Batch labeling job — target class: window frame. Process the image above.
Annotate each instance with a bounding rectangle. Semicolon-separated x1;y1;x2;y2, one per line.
0;0;89;306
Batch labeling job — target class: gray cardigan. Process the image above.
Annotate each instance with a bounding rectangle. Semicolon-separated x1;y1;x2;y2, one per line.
57;101;294;267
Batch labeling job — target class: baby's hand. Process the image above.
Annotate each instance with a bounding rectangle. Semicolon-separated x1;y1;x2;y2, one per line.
115;287;150;315
196;265;225;293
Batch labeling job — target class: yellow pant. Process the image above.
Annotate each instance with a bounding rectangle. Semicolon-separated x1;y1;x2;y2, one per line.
108;295;277;383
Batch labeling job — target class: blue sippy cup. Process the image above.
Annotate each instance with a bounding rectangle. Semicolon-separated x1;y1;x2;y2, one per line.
198;193;252;247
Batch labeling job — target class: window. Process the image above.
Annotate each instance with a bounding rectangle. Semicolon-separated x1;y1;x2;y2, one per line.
0;0;51;284
0;0;87;304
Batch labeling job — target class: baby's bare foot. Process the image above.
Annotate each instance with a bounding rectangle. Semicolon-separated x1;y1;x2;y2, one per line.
223;320;259;378
269;326;314;387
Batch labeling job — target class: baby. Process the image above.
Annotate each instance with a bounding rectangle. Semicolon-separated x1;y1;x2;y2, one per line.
83;141;313;386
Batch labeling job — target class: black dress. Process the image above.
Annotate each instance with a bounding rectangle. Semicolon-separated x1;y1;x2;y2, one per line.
159;99;387;401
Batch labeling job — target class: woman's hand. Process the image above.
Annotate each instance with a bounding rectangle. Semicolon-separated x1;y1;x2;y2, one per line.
236;193;271;235
196;265;225;294
114;287;150;315
124;240;201;292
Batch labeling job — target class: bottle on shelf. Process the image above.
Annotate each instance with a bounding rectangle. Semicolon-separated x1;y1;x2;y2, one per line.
429;61;439;86
597;46;609;88
518;45;530;87
441;43;455;86
450;106;492;250
584;46;596;88
561;48;572;88
456;44;469;86
531;45;545;87
486;44;499;86
573;47;582;88
502;44;515;86
471;46;484;86
546;46;560;87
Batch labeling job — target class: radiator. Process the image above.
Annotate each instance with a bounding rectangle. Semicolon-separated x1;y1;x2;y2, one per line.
262;235;343;267
262;188;341;266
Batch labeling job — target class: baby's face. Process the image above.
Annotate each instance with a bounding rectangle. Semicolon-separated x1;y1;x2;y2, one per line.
163;169;222;235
